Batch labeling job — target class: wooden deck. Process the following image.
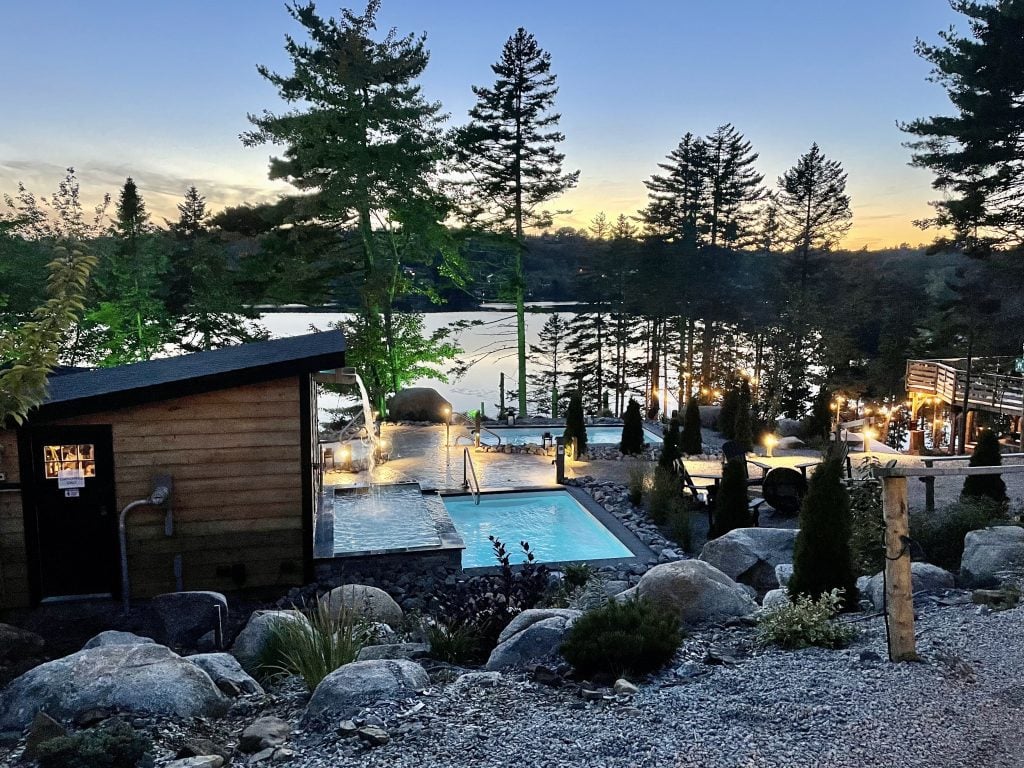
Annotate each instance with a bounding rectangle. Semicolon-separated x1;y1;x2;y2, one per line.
906;358;1024;417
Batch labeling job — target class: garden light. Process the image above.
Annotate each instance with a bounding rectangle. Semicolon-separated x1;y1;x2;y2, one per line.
764;433;779;458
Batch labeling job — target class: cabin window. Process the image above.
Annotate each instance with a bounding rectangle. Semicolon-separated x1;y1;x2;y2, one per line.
42;444;96;480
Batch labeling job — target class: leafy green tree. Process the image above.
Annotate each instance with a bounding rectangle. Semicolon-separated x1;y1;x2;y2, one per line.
658;417;681;470
563;391;587;456
710;457;750;538
902;0;1024;250
245;1;457;413
620;398;645;455
681;396;703;455
788;455;859;609
962;428;1008;505
455;27;579;417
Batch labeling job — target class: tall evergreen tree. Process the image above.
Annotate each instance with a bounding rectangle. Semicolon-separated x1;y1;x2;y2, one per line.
527;313;569;416
733;379;754;450
703;123;764;248
620;398;645;455
659;417;682;470
245;1;457;413
455;27;579;417
642;132;707;245
681;395;703;455
563;391;588;456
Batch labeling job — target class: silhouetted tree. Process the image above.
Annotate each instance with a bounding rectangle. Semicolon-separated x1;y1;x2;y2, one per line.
733;380;754;450
563;391;587;457
659;417;681;470
710;457;750;538
620;398;645;455
681;396;703;455
962;428;1008;505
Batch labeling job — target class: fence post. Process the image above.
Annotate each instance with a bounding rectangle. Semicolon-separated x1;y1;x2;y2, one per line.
882;475;917;661
922;458;936;512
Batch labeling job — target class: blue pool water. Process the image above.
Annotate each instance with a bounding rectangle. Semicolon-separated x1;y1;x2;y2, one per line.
443;490;634;568
478;426;659;446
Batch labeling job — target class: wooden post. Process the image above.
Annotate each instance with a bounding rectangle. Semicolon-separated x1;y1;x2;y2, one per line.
882;476;917;661
922;458;936;512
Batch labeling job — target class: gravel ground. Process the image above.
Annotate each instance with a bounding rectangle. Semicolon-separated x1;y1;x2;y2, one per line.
275;601;1024;768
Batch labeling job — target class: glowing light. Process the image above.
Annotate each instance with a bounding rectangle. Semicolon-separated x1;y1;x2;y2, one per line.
763;434;779;458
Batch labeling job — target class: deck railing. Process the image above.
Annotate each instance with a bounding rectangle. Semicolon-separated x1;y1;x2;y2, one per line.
906;359;1024;416
462;448;481;505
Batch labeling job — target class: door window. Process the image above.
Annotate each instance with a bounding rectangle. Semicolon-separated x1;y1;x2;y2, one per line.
43;444;96;480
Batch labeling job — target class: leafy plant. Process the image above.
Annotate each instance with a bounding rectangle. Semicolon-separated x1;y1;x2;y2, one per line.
561;598;682;677
262;599;370;691
426;620;481;664
911;497;1008;571
667;500;694;553
626;460;649;506
648;466;680;524
757;589;854;650
562;562;596;590
37;720;153;768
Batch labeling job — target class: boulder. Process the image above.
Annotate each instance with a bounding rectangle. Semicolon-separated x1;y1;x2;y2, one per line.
386;387;452;423
152;591;228;649
485;612;581;671
23;711;68;759
761;589;791;610
304;660;428;723
356;643;430;662
322;585;403;629
452;671;502;689
776;418;803;438
0;624;44;663
166;758;224;768
699;528;798;594
81;630;156;650
865;562;956;610
777;436;806;449
230;610;307;673
497;609;583;645
960;526;1024;587
0;644;228;730
187;653;264;697
635;560;758;626
239;715;291;753
775;564;794;588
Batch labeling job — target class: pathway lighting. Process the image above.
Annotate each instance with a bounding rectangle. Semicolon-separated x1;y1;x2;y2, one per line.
764;434;778;458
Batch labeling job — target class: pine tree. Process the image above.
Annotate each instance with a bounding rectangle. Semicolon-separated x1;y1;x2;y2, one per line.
659;417;681;470
962;428;1008;505
807;385;832;441
620;398;645;455
528;313;569;416
703;123;764;248
788;455;859;609
681;396;703;455
455;27;579;418
245;1;455;413
717;384;740;438
642;132;707;246
710;457;750;538
733;380;754;450
563;391;588;457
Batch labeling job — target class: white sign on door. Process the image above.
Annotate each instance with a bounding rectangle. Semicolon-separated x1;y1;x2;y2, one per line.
57;468;86;489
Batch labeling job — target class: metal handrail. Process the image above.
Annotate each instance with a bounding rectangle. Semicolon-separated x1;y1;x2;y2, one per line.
474;425;503;447
462;448;481;505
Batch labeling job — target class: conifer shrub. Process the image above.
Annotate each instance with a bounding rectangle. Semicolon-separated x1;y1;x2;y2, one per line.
757;589;854;650
681;396;703;455
658;417;682;470
733;381;754;450
560;598;682;677
788;454;859;609
804;385;832;442
620;398;645;455
962;428;1008;505
709;457;751;538
717;385;739;438
563;391;588;457
37;720;154;768
910;498;1007;571
847;478;886;576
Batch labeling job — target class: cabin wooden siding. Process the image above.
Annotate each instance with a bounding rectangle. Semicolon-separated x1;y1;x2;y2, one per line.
1;376;308;607
0;429;29;608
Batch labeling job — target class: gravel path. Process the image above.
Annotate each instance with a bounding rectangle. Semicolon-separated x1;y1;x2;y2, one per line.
291;602;1024;768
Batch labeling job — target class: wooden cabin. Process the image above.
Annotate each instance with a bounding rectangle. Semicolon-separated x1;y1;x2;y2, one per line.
0;331;345;608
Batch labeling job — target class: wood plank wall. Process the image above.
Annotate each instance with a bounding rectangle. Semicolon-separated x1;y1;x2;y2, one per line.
1;377;307;606
0;430;29;608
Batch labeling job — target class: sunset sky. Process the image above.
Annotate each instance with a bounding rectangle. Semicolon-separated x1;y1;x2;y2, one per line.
1;0;964;249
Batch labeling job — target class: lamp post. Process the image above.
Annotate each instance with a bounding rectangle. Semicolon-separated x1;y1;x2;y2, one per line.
863;427;876;459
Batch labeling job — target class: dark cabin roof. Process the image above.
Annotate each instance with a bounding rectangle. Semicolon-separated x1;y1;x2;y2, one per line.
29;331;346;421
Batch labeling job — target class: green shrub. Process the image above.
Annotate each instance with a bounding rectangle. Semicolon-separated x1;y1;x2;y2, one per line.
733;381;754;450
626;460;649;506
756;589;854;650
648;466;680;524
561;598;682;677
804;385;832;442
37;720;153;768
658;418;681;470
426;620;481;664
667;501;694;553
262;598;370;691
563;562;596;590
620;399;645;455
681;396;703;455
911;497;1008;571
962;429;1008;505
848;478;885;576
789;454;859;609
563;391;588;456
709;457;751;538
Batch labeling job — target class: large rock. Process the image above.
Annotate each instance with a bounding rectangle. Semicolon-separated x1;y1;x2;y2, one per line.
0;644;228;730
81;630;155;650
0;624;44;663
497;609;583;645
386;387;452;423
960;526;1024;587
699;528;799;594
485;611;582;671
322;585;403;629
635;560;758;626
187;653;264;697
761;589;791;610
777;418;803;438
230;610;307;673
865;562;955;610
304;660;428;723
239;715;290;753
152;591;228;649
356;643;430;662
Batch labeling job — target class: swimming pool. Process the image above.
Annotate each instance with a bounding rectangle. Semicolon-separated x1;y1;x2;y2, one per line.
477;425;659;446
442;490;634;568
331;483;443;552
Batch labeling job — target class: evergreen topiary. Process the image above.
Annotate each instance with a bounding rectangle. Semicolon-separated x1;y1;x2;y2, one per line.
681;396;703;455
563;391;588;457
717;384;739;438
658;417;681;470
788;453;859;610
560;598;682;677
806;385;832;441
620;398;645;455
709;457;751;538
962;428;1008;505
733;380;754;450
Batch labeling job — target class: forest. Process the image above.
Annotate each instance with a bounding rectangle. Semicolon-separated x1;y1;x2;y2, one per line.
1;0;1022;426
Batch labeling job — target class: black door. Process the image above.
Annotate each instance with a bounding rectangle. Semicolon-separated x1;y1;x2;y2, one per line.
27;425;119;599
